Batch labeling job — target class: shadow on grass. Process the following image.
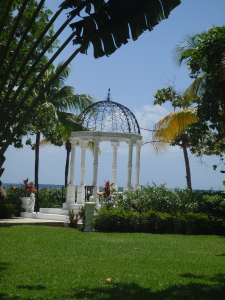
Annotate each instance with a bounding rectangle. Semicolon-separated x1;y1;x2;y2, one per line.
0;262;10;271
66;273;225;300
17;285;46;290
0;294;20;300
0;262;10;283
0;274;225;300
181;273;225;283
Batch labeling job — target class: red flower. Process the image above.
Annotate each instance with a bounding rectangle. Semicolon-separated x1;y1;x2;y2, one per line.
10;185;14;188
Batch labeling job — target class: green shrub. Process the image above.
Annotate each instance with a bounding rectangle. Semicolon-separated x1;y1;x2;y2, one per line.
36;187;67;209
116;183;194;214
5;186;28;216
197;194;225;217
0;203;15;218
114;184;225;218
4;186;67;213
0;190;15;218
94;206;225;235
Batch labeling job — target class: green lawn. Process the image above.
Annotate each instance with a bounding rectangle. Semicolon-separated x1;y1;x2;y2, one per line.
0;226;225;300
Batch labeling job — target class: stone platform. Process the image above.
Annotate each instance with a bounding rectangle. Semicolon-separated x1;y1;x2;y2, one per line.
21;204;82;223
0;217;67;227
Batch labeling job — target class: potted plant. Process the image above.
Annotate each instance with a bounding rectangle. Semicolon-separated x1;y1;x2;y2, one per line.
100;180;114;208
20;178;37;213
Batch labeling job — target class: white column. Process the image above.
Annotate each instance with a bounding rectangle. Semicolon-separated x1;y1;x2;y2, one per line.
111;141;120;191
92;137;101;201
65;140;76;206
134;140;142;190
77;140;88;204
124;139;136;191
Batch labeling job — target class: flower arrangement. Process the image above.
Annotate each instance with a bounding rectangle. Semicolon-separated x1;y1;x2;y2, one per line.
68;208;80;228
99;180;114;202
22;178;37;194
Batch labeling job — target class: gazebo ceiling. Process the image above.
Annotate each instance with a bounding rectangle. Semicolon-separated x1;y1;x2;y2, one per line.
74;89;141;135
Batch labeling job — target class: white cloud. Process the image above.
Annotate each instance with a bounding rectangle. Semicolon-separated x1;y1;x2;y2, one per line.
132;104;185;158
134;104;170;139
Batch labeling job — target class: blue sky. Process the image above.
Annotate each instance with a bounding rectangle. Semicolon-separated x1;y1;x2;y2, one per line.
2;0;225;190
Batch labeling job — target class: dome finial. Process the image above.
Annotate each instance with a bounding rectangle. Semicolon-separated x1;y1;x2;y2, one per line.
107;88;110;101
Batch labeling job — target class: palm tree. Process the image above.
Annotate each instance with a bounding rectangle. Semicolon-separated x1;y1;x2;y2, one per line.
34;62;94;189
0;0;181;166
152;108;198;191
172;30;225;155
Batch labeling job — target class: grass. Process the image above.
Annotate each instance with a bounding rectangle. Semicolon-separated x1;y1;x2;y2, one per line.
0;226;225;299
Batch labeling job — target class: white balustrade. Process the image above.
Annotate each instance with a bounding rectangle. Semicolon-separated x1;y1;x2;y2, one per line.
84;202;95;232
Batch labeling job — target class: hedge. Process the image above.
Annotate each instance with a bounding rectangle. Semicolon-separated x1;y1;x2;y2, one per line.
93;206;225;235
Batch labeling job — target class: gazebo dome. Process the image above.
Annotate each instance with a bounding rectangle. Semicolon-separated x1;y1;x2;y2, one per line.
75;90;140;135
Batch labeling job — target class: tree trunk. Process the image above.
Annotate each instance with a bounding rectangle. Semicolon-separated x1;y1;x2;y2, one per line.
35;132;40;189
65;140;71;187
182;142;192;192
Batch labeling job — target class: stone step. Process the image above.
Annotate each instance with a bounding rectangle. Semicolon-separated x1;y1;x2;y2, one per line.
36;212;68;221
21;212;69;222
39;208;73;215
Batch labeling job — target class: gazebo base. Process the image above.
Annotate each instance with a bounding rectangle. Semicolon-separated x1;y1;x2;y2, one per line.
20;205;81;222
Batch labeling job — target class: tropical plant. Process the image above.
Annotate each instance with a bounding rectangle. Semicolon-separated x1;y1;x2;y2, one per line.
27;62;94;189
172;27;225;162
68;208;80;228
152;108;198;191
153;86;195;110
0;0;181;179
101;180;114;201
0;0;59;177
22;178;37;194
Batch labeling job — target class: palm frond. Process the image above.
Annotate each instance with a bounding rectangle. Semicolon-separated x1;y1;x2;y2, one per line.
47;87;94;113
183;74;206;100
61;0;181;58
172;33;199;67
86;140;101;156
41;102;59;121
152;107;198;153
39;138;53;147
51;61;72;89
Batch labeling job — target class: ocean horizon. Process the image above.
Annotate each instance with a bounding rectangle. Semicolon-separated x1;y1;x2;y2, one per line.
1;183;124;192
1;183;224;193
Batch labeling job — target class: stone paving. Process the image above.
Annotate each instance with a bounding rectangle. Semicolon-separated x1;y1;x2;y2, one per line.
0;217;68;227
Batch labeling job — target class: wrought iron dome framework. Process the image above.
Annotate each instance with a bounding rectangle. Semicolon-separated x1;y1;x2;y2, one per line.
74;90;141;134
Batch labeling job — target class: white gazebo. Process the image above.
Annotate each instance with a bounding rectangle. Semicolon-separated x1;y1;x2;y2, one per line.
21;90;143;222
63;90;143;211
